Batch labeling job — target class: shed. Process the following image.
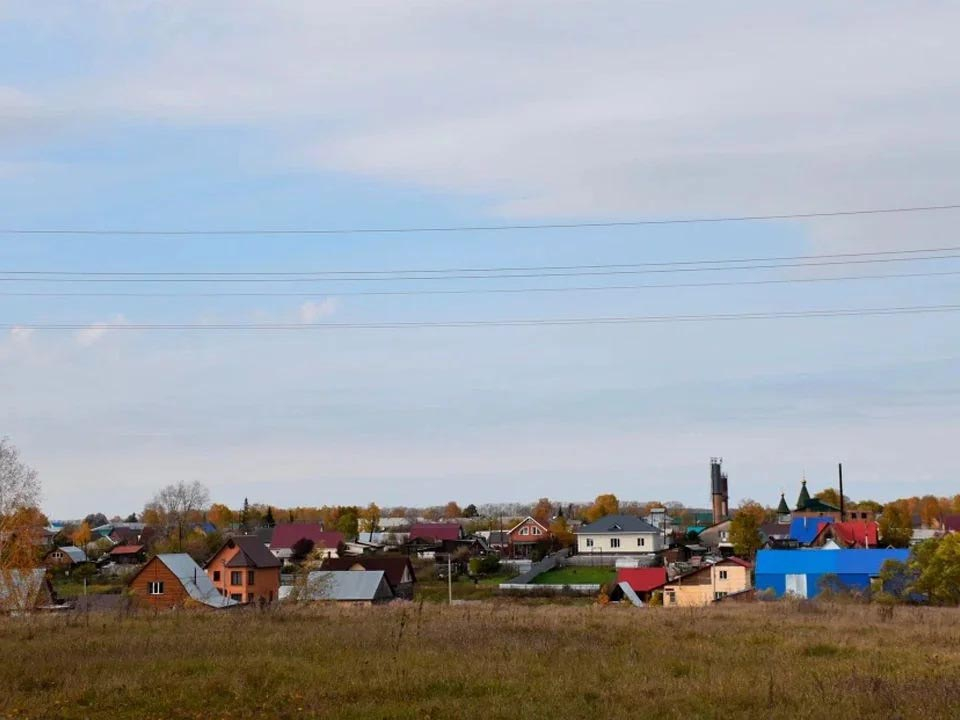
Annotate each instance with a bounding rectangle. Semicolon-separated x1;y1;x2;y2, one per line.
278;570;394;603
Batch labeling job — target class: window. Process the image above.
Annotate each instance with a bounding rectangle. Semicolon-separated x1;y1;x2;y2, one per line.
148;581;164;595
230;593;242;602
610;538;620;549
585;538;594;547
520;527;529;536
247;570;255;584
666;591;676;604
719;570;728;580
230;571;243;586
714;592;728;600
532;527;542;535
52;551;63;560
638;538;645;547
213;570;221;582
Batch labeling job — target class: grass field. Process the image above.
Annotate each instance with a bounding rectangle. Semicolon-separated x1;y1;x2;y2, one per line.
3;601;957;719
529;565;616;584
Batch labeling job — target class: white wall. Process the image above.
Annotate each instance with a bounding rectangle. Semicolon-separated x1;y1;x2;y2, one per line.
576;532;662;554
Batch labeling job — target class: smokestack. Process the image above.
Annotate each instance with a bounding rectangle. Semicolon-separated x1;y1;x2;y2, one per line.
838;463;845;522
721;471;729;518
710;458;725;523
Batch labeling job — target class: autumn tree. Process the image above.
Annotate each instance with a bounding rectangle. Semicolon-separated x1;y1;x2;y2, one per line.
71;521;92;547
388;506;407;518
879;502;913;548
462;504;478;518
0;439;42;563
360;503;381;541
584;494;619;523
729;500;765;559
531;498;553;525
910;534;960;605
549;516;574;548
207;503;235;529
814;488;844;508
443;501;462;520
149;480;210;552
918;495;942;528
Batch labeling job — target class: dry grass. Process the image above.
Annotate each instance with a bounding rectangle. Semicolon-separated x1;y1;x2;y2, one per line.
1;601;959;719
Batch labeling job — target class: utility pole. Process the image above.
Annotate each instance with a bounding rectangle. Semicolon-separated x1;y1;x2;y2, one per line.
447;553;453;605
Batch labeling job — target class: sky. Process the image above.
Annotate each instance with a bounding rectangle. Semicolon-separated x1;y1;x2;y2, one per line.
0;2;958;519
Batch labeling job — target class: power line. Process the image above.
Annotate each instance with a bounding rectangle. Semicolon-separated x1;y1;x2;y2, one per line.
1;202;958;236
5;244;959;277
3;252;959;283
2;269;958;299
6;304;960;331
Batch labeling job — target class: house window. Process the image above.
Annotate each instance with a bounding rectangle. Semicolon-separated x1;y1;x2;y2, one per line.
532;527;542;535
719;570;728;580
520;527;529;536
230;593;242;602
213;571;221;582
148;581;164;595
638;538;645;547
230;571;243;586
610;538;620;549
586;538;594;547
714;592;728;600
53;551;63;560
247;570;255;584
666;591;676;604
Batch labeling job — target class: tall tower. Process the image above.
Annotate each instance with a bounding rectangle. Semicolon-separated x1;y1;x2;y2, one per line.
710;458;729;524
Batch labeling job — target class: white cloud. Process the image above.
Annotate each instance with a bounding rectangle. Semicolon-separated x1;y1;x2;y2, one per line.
9;326;34;346
75;314;127;347
299;298;338;323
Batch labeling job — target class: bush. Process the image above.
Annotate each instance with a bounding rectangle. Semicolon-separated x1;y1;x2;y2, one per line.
468;555;501;576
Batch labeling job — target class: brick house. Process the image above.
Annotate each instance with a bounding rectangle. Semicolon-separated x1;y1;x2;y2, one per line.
204;536;282;604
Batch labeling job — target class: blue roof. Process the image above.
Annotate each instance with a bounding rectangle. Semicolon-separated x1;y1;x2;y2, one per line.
756;549;909;576
789;517;832;545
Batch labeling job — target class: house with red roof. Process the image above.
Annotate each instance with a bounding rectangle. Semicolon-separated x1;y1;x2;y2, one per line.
662;557;752;607
813;520;879;549
615;567;667;602
506;516;551;558
108;544;146;565
268;524;345;561
408;523;463;544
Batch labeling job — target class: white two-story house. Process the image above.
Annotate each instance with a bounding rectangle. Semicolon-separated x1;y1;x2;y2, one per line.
576;514;664;555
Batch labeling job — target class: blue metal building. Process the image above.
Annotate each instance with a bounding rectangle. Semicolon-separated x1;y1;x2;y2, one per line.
755;548;909;598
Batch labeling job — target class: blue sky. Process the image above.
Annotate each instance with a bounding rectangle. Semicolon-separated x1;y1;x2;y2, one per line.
0;2;958;518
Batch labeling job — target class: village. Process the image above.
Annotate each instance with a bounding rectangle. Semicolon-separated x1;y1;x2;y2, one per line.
4;459;958;613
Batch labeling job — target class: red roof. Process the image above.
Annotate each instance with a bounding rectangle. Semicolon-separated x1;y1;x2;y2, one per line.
409;523;462;542
109;544;144;555
831;521;879;548
720;556;753;569
269;524;344;551
943;515;960;533
616;567;668;593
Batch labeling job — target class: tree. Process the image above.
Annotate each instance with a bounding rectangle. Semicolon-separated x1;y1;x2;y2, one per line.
335;507;359;539
851;500;883;514
149;481;210;552
0;438;43;574
911;534;960;605
443;501;462;520
462;504;478;518
531;498;553;525
207;503;235;529
290;538;314;562
729;500;765;559
71;521;92;547
548;516;574;548
264;507;277;528
879;502;913;548
584;494;619;523
360;503;381;541
124;512;138;523
813;489;843;508
83;512;108;528
240;497;250;531
919;495;942;528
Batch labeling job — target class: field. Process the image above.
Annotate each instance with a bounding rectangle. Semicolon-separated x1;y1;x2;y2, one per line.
2;602;959;719
529;565;616;584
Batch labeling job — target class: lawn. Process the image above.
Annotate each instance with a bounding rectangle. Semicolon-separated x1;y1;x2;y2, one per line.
530;565;616;585
1;603;959;719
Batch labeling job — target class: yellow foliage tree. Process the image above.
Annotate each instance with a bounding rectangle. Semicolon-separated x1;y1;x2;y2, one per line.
71;521;92;547
584;494;619;523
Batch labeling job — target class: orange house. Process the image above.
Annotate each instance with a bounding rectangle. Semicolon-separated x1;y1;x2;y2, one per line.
204;535;281;604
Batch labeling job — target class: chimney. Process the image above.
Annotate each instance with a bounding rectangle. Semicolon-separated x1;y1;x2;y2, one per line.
838;463;845;522
710;458;725;524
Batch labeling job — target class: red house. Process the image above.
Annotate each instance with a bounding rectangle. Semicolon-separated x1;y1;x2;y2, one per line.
506;516;551;558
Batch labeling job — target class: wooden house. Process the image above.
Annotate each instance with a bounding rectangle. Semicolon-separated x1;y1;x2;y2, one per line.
128;554;239;610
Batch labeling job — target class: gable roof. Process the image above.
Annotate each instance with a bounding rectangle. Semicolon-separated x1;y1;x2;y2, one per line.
578;515;660;534
507;516;550;535
278;570;394;602
789;517;831;545
269;524;344;551
321;556;416;587
152;554;239;608
826;521;879;548
616;567;668;593
408;523;462;542
48;546;88;563
760;522;792;539
109;544;145;556
207;536;281;569
255;526;275;546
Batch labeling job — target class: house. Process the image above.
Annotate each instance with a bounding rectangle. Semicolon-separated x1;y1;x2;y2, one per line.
943;516;960;534
42;545;88;569
268;524;345;561
108;544;147;564
0;569;56;612
615;567;668;603
662;557;752;607
789;517;831;547
507;516;551;558
576;515;664;556
204;535;281;604
760;522;792;546
128;553;239;609
754;548;910;599
278;570;394;604
697;520;733;554
108;525;156;547
483;531;510;553
321;556;417;599
813;520;879;549
408;523;464;544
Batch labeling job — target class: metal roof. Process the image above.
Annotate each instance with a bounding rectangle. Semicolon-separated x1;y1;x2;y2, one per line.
755;548;909;576
59;546;88;563
278;570;393;602
155;554;239;608
577;514;661;534
789;517;831;545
